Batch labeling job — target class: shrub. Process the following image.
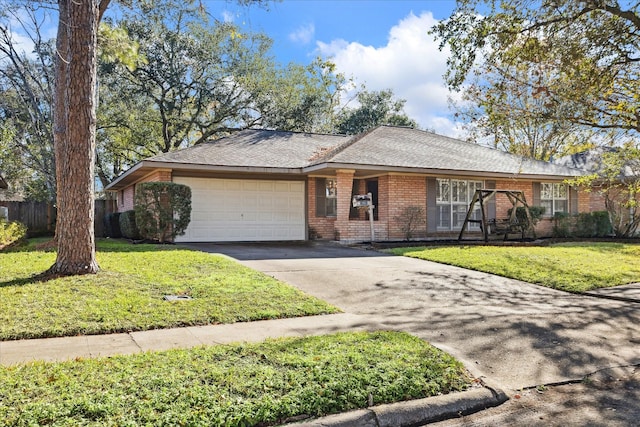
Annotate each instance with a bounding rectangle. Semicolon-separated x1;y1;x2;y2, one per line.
511;205;545;225
575;212;596;237
119;210;140;239
103;212;122;238
395;206;425;240
575;211;612;238
0;219;27;249
592;211;613;237
553;212;572;237
507;205;545;238
134;182;191;243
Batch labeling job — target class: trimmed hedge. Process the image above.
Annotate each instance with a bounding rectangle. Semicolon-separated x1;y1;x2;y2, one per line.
103;212;122;238
119;210;140;239
554;211;613;238
134;182;191;243
575;211;612;237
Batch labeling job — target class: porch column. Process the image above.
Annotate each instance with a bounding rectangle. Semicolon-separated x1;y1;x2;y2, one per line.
335;169;355;241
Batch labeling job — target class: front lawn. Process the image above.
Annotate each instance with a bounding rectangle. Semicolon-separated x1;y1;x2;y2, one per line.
0;331;472;427
0;239;338;340
389;242;640;293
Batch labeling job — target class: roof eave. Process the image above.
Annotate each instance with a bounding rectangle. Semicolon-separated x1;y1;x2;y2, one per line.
303;162;583;180
105;161;306;191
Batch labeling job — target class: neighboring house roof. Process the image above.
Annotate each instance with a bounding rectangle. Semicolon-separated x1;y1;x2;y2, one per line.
106;126;583;191
555;146;640;180
555;147;619;174
0;174;25;202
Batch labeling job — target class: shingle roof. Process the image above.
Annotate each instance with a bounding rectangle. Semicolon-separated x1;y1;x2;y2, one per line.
556;147;637;178
145;129;349;168
555;147;617;173
315;126;582;177
107;126;584;190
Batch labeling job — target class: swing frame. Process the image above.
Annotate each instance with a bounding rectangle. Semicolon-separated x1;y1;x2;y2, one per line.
458;189;536;242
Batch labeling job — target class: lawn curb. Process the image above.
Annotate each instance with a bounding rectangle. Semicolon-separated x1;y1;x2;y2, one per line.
282;383;509;426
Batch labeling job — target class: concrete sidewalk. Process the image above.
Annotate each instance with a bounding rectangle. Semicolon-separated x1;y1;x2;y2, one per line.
0;313;377;366
0;312;509;427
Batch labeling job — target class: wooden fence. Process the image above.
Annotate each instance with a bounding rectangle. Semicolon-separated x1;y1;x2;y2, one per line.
0;200;116;237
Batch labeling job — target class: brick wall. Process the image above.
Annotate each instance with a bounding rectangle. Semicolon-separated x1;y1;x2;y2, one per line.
494;180;534;219
387;175;427;240
334;170;355;240
307;177;336;239
308;173;394;242
116;169;173;213
588;191;607;212
118;186;135;212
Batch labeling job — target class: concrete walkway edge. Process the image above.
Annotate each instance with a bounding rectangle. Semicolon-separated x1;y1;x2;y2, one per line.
0;313;379;366
283;383;508;427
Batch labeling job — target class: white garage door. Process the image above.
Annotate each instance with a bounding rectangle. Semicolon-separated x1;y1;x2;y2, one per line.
173;177;306;242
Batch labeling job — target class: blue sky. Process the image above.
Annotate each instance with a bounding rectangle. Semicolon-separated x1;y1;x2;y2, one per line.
209;0;461;135
210;1;456;62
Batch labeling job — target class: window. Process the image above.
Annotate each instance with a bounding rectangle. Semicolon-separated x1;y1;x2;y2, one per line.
325;178;337;217
315;178;337;217
436;178;483;230
540;183;568;215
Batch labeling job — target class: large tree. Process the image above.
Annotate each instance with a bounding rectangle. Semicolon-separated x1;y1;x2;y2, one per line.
433;0;640;136
452;56;595;160
105;5;276;153
48;0;108;275
95;8;346;185
335;89;418;135
0;4;56;200
49;0;272;275
568;144;640;237
253;58;346;134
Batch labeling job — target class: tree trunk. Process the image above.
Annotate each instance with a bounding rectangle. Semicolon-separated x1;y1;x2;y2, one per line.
50;0;100;275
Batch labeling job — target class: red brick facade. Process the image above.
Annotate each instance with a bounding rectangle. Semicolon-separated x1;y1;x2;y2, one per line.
386;175;427;240
117;169;172;212
117;167;607;242
308;173;606;242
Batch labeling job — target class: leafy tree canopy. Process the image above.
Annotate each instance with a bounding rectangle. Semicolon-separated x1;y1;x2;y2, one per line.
451;56;597;161
433;0;640;136
96;2;346;184
335;89;418;135
567;143;640;237
0;3;56;200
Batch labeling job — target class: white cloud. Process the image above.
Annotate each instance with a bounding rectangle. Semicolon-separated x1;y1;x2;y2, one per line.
221;10;236;23
0;7;57;61
317;12;461;137
289;23;315;45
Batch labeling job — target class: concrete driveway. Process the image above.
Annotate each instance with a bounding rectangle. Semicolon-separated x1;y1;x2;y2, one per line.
185;242;640;393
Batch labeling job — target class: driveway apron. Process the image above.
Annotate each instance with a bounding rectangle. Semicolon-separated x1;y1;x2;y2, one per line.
184;242;640;392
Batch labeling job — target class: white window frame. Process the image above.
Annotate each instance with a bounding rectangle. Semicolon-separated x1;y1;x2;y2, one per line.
436;178;483;231
540;183;568;216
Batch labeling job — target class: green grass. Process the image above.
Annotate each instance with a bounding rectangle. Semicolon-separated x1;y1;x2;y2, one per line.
0;331;471;427
388;242;640;293
0;239;338;340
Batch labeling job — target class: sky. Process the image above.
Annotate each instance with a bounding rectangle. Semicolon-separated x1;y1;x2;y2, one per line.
207;0;462;136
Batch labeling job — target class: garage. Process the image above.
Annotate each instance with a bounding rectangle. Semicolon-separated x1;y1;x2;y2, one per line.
173;177;306;242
